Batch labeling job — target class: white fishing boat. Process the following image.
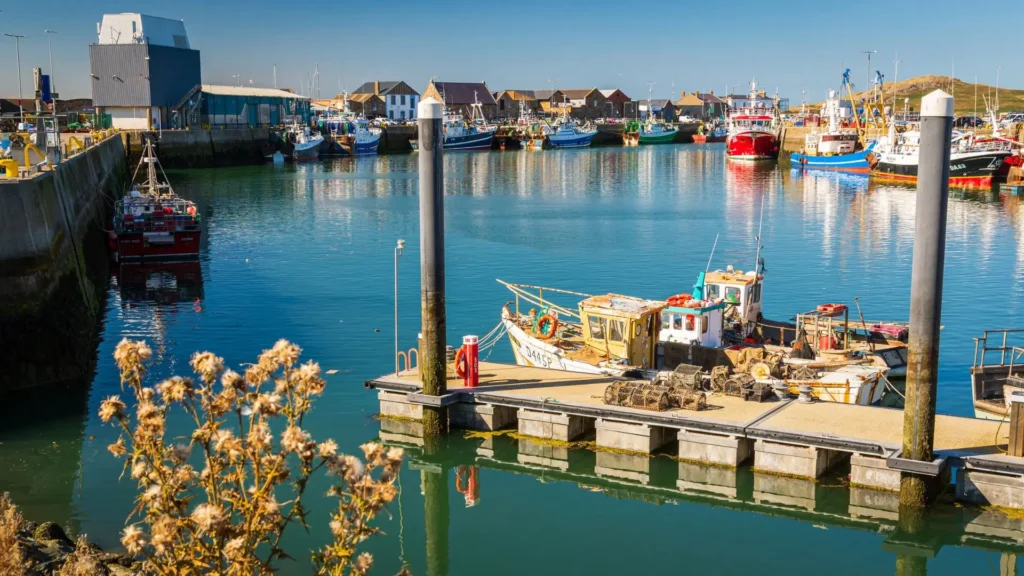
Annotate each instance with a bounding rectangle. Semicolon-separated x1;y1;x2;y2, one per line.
410;93;497;151
319;93;382;155
497;275;891;406
286;123;323;161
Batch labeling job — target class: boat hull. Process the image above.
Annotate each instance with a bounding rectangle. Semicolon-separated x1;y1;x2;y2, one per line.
339;136;380;156
116;229;201;261
411;130;495;151
293;139;323;161
872;150;1010;187
692;134;707;144
791;143;875;172
640;130;678;144
548;132;595;148
727;130;779;160
502;316;628;376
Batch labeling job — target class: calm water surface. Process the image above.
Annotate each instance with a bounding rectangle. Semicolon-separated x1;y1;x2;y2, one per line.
5;144;1024;574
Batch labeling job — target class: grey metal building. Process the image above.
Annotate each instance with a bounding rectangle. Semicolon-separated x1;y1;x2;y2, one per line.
89;13;201;129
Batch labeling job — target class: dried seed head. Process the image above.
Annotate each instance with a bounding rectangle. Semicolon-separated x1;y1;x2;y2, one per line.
107;436;127;458
190;503;226;535
121;524;146;556
98;396;126;423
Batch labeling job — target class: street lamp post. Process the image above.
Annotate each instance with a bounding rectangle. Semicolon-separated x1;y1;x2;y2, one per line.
394;238;405;373
5;33;25;124
45;29;60;160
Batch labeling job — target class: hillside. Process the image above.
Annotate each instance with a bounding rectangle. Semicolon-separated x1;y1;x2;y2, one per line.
809;75;1024;115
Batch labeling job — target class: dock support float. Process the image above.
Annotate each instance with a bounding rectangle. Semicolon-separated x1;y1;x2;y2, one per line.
418;97;448;442
900;90;954;508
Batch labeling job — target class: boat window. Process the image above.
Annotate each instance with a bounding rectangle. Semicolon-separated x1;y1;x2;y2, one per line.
685;315;695;331
701;315;709;334
706;284;721;299
661;312;672;328
725;287;741;303
752;283;761;303
589;316;606;340
673;315;683;330
609;319;625;343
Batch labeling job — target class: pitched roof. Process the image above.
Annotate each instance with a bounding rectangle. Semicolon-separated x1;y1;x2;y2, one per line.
495;90;537;101
599;89;629;99
532;90;558;101
560;89;597;100
675;92;704;106
348;93;383;103
649;99;673;107
200;84;310;100
695;92;725;104
431;82;496;105
353;81;398;95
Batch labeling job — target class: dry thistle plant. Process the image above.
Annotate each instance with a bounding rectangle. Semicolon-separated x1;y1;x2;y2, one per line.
0;493;26;576
102;338;404;575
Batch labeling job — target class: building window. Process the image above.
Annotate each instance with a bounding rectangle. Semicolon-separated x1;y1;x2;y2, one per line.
389;110;394;119
401;95;406;106
401;110;406;119
390;95;396;105
499;99;505;111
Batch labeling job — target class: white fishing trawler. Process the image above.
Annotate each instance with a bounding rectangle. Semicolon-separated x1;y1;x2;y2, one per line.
496;267;895;406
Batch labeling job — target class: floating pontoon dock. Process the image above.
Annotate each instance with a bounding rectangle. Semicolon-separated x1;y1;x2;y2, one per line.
367;361;1024;509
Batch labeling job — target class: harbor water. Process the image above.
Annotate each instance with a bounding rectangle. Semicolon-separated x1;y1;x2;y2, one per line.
4;144;1024;574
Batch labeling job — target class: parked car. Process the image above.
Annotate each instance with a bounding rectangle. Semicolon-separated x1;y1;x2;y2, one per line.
954;116;984;128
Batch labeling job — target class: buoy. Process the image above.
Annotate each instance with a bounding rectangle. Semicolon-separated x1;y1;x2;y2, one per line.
535;313;558;340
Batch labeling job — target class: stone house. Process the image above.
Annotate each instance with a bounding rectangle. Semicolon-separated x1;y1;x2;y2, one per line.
352;81;420;121
493;90;539;119
599;89;631;118
557;89;609;121
675;91;705;118
347;93;386;119
694;92;727;117
423;81;497;120
640;99;677;121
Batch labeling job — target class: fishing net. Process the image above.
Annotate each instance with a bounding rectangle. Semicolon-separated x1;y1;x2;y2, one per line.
790;328;816;360
603;381;670;412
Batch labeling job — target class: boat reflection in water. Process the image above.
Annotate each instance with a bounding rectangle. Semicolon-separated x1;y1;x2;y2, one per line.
114;261;204;306
377;418;1024;574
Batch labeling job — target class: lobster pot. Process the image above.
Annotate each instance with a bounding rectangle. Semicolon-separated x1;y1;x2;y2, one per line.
670;363;704;390
788;366;819;381
722;374;755;398
709;366;731;393
603;381;670;412
668;388;707;411
741;382;775;403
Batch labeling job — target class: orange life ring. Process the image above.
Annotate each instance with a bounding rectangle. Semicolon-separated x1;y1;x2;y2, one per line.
535;313;558;340
455;346;467;378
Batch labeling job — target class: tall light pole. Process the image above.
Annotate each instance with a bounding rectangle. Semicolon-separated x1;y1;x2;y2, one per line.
892;53;902;111
996;65;1003;111
860;50;877;100
394;238;405;373
5;33;25;123
45;30;60;158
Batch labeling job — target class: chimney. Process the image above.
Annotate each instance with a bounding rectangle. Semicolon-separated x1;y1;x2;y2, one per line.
374;80;380;94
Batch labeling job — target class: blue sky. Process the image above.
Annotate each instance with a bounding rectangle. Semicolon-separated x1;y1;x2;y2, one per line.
0;0;1018;103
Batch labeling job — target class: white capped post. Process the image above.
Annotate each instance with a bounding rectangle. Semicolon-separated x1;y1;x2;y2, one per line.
900;89;954;508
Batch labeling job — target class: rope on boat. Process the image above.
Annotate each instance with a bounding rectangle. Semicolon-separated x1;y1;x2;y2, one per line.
883;375;905;401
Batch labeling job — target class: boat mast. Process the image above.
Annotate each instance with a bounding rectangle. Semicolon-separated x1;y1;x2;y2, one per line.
753;192;765;278
146;138;156;195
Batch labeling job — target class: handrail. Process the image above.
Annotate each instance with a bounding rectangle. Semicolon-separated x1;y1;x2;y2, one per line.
973;329;1024;368
497;279;582;320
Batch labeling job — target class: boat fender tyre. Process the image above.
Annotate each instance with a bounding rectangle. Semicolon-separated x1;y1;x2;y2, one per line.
536;313;558;340
455;346;467;378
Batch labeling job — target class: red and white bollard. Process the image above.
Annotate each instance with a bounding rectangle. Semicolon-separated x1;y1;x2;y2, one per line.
463;335;479;388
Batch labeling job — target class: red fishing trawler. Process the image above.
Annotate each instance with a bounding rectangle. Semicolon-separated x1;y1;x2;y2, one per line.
726;80;782;161
111;137;201;261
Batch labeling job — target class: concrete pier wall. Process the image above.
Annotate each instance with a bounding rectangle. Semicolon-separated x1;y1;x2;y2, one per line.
0;137;127;392
122;128;274;168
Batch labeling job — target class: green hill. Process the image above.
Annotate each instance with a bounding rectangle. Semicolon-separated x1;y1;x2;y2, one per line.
812;75;1024;115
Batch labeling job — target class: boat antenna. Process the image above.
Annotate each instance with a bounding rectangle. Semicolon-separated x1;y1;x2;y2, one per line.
753;192;765;276
705;233;720;275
